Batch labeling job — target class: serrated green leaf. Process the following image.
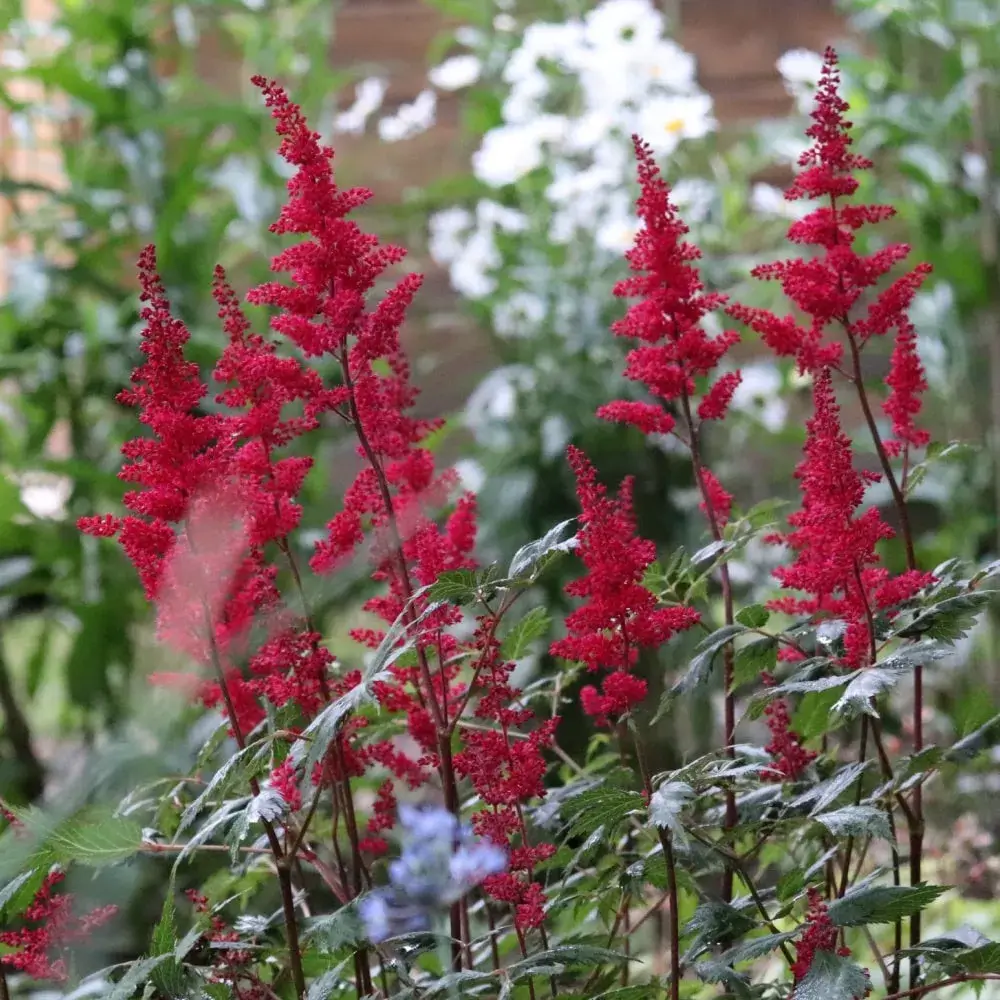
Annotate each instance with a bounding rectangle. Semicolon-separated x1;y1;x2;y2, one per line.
828;883;949;927
47;808;144;867
667;623;746;703
733;635;778;688
648;781;693;837
562;787;644;840
150;879;187;998
794;949;871;1000
304;901;364;951
795;762;870;816
794;686;850;741
427;568;482;605
501;606;551;660
106;955;173;1000
958;942;1000;973
946;711;1000;762
736;605;770;628
897;591;992;643
508;519;577;581
506;945;628;982
719;931;798;966
814;805;891;840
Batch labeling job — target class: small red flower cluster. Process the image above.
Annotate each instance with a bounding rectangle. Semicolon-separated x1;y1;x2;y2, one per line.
792;887;870;997
0;869;116;982
760;672;817;781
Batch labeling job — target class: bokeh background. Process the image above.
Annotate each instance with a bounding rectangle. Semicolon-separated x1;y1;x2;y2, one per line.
3;0;1000;982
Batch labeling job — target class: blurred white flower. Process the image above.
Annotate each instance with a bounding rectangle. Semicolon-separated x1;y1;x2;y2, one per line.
638;93;715;155
776;48;824;112
493;290;547;338
476;200;529;233
334;77;387;135
377;89;436;142
472;116;568;187
749;182;810;220
671;177;716;225
429;54;481;91
16;471;72;520
541;414;571;459
583;0;663;49
428;207;473;266
595;211;640;254
730;362;787;432
454;458;486;494
450;228;500;300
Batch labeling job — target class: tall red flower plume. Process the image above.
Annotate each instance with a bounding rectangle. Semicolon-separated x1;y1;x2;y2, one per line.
728;47;933;419
551;446;700;725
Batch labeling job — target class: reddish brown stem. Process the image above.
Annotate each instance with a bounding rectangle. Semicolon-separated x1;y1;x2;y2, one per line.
677;388;738;900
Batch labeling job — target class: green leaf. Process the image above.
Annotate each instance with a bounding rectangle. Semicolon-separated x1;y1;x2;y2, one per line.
501;606;551;661
47;807;144;867
508;519;577;581
733;635;778;688
0;868;46;920
427;568;483;605
958;942;1000;974
306;963;353;1000
150;879;188;998
562;787;644;840
719;931;797;966
797;762;870;816
897;591;992;643
683;902;757;959
794;950;871;1000
648;781;693;837
794;686;850;741
304;901;364;951
828;883;949;927
947;711;1000;761
106;955;173;1000
736;605;770;628
814;805;891;840
505;945;628;982
668;623;746;700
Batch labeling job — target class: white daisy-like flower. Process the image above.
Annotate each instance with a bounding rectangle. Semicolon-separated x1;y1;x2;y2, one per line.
638;92;716;155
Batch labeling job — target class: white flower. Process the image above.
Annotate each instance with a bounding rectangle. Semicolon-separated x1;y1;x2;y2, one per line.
642;38;698;92
377;89;436;142
429;54;481;91
671;178;716;224
749;182;809;220
472;116;567;187
492;290;547;338
776;48;824;112
776;47;824;87
730;362;787;432
334;77;388;135
454;458;486;493
638;93;715;154
428;207;473;266
476;200;529;233
449;227;500;299
583;0;664;49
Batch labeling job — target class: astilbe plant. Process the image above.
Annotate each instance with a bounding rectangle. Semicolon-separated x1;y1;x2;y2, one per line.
4;48;1000;1000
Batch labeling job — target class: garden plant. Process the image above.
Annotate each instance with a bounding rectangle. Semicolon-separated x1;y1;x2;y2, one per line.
3;46;1000;1000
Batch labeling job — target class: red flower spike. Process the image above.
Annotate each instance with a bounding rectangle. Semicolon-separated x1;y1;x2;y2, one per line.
728;46;933;435
792;887;871;997
551;446;700;724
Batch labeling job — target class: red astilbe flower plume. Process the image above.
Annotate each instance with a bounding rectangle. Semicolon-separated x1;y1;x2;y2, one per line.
0;870;117;982
551;446;700;725
78;246;231;601
728;47;933;424
768;371;930;668
598;135;741;528
248;78;482;780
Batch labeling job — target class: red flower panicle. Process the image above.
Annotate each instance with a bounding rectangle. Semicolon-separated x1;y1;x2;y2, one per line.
0;871;117;982
551;446;699;725
792;887;870;997
767;371;929;667
760;673;816;782
728;46;932;458
597;135;741;530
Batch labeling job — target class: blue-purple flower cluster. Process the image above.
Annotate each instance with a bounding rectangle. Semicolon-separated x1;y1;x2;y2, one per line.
359;804;507;943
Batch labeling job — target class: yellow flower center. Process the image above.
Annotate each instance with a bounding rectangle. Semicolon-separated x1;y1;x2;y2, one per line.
664;117;685;134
